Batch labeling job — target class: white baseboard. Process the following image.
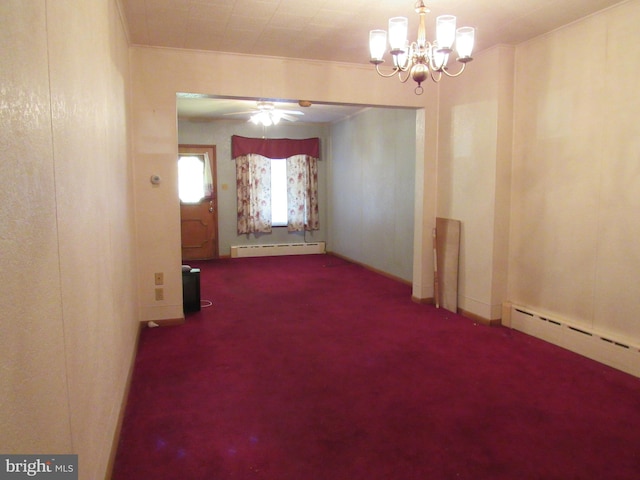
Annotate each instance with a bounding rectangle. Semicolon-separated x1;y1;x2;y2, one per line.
507;303;640;377
230;242;326;258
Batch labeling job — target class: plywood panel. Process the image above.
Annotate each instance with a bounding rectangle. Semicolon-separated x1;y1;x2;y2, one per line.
435;217;461;313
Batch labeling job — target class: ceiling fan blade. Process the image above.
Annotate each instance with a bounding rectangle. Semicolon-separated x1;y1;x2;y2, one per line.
223;110;257;116
281;114;299;122
279;110;304;115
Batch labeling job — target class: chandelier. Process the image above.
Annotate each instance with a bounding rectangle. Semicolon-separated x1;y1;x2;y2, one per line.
369;0;475;95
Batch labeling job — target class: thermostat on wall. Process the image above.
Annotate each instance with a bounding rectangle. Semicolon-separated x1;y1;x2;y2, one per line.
150;175;161;185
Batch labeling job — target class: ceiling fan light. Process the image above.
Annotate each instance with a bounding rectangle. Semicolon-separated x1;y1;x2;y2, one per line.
250;111;272;126
243;101;304;126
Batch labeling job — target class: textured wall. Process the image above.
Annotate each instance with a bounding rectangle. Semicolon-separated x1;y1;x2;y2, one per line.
329;108;417;282
511;0;640;344
0;1;139;479
436;46;515;320
0;0;72;454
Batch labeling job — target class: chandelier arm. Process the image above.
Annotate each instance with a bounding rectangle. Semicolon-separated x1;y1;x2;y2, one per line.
398;69;413;84
374;63;402;78
395;53;413;72
441;62;467;78
427;46;448;73
429;70;443;83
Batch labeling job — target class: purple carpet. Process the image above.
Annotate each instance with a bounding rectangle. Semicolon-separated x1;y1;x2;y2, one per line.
112;254;640;479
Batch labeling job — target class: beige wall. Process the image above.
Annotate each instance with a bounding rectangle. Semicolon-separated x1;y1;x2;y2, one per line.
436;46;515;320
0;1;139;479
131;46;437;322
510;0;640;345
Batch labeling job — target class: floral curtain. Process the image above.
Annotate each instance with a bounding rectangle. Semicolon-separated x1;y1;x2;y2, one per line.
203;152;214;199
236;154;272;234
232;136;321;235
287;155;319;232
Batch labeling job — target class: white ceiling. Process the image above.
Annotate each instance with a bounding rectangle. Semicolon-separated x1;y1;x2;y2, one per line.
176;94;370;124
120;0;625;123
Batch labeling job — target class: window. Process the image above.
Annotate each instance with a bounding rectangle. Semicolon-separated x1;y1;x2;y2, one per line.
178;155;205;203
178;152;213;204
270;159;288;227
232;135;320;234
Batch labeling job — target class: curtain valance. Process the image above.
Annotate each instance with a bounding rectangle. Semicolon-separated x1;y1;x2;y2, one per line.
232;135;320;159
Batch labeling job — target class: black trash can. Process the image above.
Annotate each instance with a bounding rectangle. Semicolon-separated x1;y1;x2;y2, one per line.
182;267;201;313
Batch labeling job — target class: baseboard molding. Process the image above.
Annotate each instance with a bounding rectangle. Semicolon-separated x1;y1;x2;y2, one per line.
105;322;143;480
411;295;434;305
231;242;326;258
140;304;185;324
410;297;501;326
458;308;502;327
328;251;412;287
145;316;186;327
508;303;640;377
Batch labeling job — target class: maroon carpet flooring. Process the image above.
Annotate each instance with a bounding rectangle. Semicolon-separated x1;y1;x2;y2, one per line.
112;254;640;479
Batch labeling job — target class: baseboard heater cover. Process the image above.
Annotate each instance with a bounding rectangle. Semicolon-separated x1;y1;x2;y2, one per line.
230;242;326;258
510;304;640;378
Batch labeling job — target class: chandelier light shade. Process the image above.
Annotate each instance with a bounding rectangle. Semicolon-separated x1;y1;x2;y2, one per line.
436;15;456;49
369;29;387;60
369;0;475;94
455;27;475;58
388;17;408;52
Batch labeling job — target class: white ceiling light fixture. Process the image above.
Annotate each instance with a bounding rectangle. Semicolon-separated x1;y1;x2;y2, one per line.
250;103;283;126
369;0;475;95
223;101;304;126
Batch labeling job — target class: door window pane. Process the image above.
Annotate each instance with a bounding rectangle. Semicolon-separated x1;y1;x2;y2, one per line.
178;155;205;203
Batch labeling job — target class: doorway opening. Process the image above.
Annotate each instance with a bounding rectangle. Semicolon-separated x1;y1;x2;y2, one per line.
178;144;219;260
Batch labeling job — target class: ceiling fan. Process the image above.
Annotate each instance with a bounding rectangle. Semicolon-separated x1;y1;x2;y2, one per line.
224;101;304;126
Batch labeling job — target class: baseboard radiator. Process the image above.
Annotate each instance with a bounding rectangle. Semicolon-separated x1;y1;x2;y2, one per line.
508;304;640;377
230;242;326;258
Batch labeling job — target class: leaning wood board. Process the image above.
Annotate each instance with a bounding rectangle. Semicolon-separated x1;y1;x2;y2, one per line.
435;217;461;313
